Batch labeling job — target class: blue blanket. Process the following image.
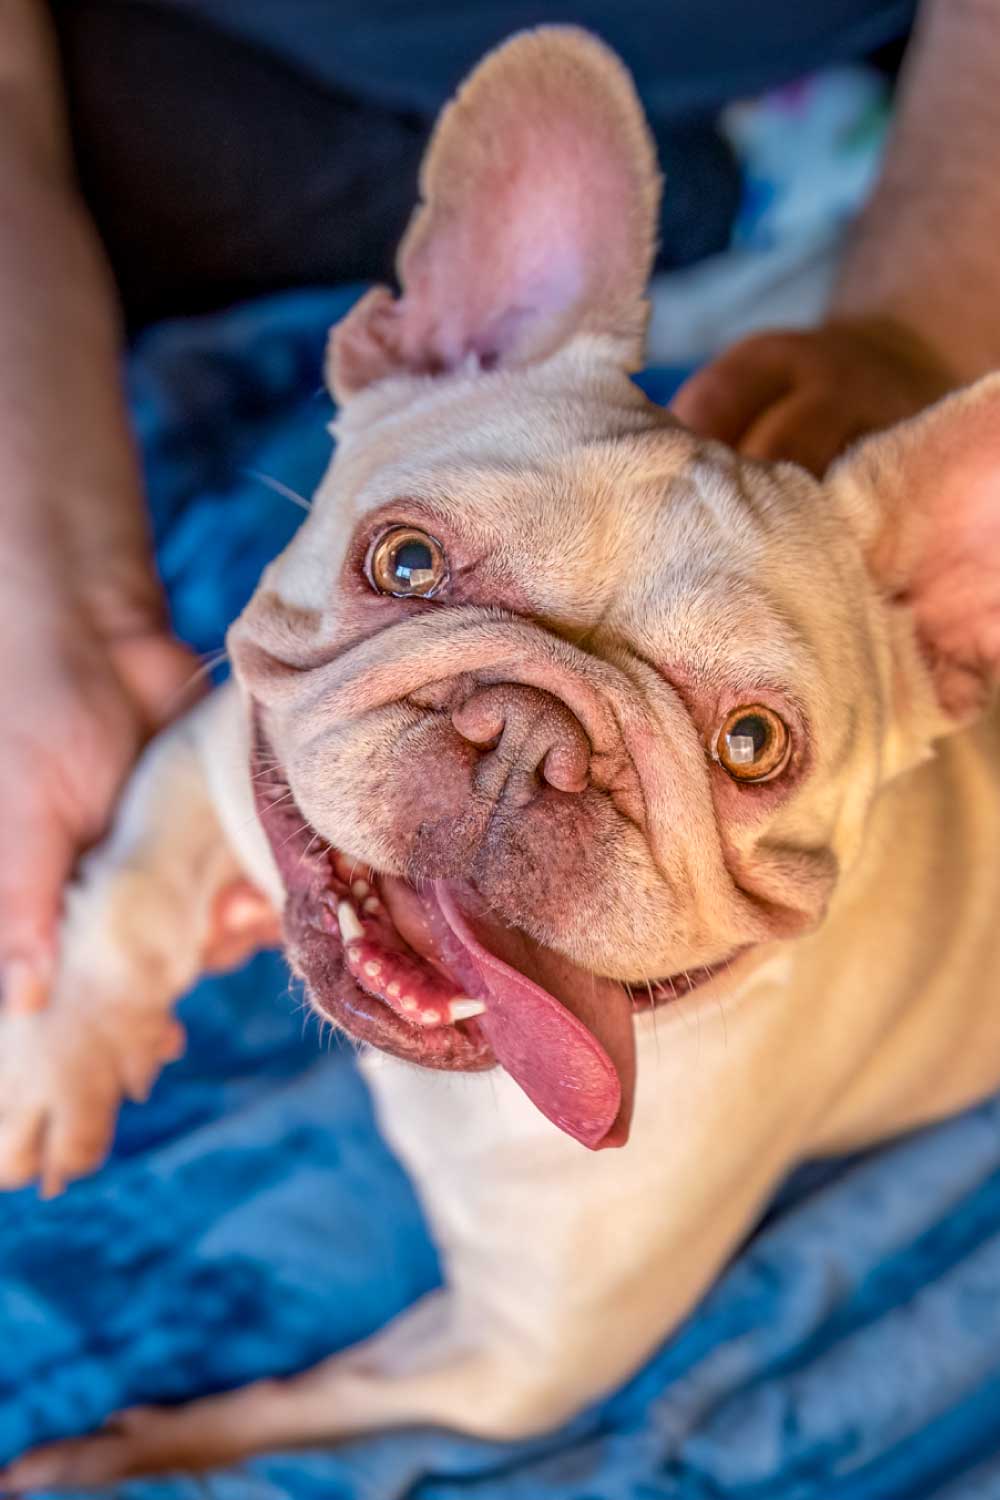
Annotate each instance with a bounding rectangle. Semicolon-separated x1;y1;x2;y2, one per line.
3;287;1000;1500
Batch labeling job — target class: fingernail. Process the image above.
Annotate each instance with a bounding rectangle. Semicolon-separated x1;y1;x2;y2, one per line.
2;957;52;1014
39;1170;66;1202
160;1019;187;1062
225;893;273;931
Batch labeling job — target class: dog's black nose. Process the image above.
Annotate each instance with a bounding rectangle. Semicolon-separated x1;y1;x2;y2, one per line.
452;684;590;802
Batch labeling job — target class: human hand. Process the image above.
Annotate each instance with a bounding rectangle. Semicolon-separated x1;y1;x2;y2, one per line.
671;319;956;475
0;560;197;1013
0;5;204;1017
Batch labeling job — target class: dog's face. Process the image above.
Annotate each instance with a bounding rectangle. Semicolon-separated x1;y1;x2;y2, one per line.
230;28;1000;1148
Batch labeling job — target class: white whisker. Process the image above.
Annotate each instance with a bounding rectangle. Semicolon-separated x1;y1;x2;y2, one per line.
716;959;735;1050
644;979;660;1062
235;788;294;833
260;789;295;815
296;831;328;872
250;766;285;783
162;647;231;716
242;467;313;512
275;818;314;854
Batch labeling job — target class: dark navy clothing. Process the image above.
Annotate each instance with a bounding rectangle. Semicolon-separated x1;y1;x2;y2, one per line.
80;0;918;117
49;0;918;323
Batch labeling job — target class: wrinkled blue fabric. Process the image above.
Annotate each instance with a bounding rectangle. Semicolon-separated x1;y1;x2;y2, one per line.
2;287;1000;1500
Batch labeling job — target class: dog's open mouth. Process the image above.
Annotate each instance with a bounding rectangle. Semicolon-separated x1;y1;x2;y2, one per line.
253;736;731;1150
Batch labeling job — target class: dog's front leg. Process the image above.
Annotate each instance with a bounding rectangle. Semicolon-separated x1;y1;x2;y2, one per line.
0;683;277;1195
1;1287;551;1486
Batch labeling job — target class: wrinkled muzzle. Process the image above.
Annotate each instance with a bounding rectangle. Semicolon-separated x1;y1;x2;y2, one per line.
229;608;746;1149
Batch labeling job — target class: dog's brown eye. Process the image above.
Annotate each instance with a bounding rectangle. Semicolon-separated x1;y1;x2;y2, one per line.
367;526;448;598
715;706;790;782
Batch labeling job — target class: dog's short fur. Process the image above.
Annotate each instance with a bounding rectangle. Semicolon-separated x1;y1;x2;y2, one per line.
4;27;1000;1486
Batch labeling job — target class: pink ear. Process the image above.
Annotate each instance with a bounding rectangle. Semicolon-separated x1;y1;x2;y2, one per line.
328;27;660;400
834;374;1000;721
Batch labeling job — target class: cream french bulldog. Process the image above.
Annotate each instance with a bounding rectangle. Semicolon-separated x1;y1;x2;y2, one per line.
4;25;1000;1488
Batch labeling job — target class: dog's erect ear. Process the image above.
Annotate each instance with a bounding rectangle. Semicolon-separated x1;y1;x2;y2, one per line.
328;27;661;401
833;373;1000;723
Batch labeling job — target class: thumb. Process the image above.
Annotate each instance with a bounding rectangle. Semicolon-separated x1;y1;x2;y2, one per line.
0;790;76;1013
671;338;794;445
112;632;204;733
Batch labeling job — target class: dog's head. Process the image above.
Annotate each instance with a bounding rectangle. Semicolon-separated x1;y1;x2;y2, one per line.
230;28;1000;1148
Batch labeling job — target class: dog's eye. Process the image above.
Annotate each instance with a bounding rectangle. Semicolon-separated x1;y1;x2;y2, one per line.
714;706;790;782
367;526;449;598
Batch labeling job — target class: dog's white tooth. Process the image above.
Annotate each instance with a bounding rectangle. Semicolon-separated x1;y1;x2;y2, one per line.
336;901;364;943
351;879;370;899
448;997;487;1022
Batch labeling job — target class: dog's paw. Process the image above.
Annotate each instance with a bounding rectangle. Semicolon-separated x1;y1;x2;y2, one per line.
0;1405;199;1488
0;996;185;1198
200;877;281;972
0;864;194;1197
0;852;277;1197
0;1386;276;1487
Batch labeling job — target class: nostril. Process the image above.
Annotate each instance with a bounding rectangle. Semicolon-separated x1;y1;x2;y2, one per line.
452;685;591;796
542;741;589;794
451;695;505;749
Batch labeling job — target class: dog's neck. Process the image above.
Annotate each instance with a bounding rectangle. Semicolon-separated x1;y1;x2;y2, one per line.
804;707;1000;1152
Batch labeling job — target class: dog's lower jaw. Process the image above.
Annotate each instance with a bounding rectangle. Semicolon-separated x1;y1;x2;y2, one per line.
253;729;749;1150
287;844;749;1150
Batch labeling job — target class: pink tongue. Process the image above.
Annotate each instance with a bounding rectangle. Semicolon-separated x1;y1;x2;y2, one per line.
433;884;636;1150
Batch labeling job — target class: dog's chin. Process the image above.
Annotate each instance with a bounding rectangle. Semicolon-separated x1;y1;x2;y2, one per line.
252;735;742;1149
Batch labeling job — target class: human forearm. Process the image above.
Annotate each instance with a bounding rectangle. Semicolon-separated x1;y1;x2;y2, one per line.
672;0;999;472
0;4;195;1002
0;0;159;630
832;0;1000;382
